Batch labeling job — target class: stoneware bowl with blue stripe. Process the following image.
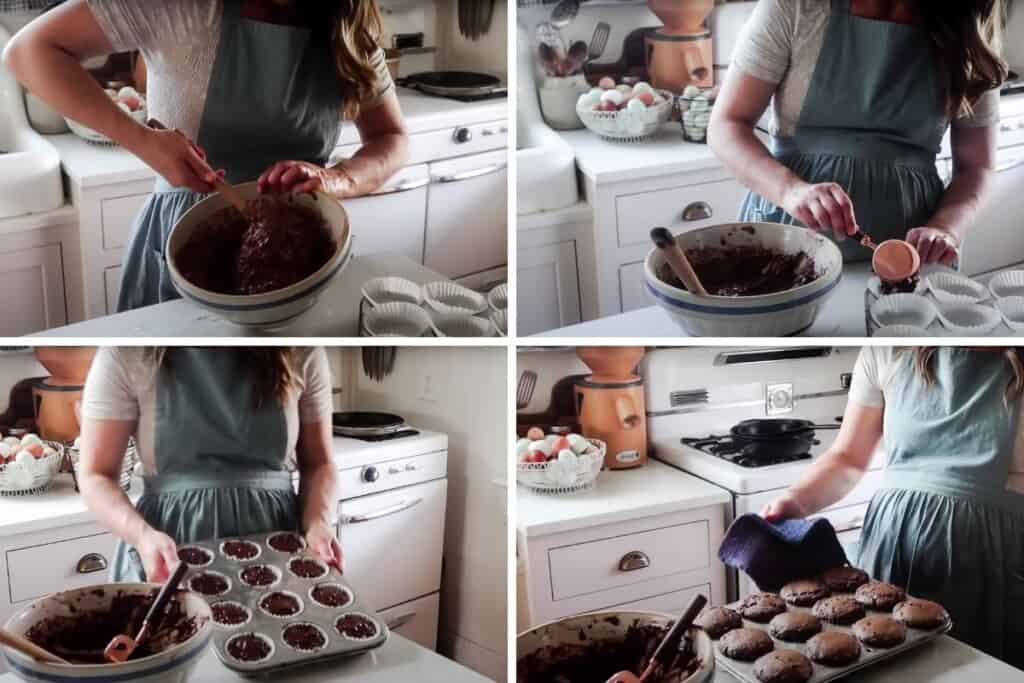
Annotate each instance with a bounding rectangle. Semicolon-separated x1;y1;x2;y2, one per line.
2;583;212;683
167;181;353;330
644;222;843;337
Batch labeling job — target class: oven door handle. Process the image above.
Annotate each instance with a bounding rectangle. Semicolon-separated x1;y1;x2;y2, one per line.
368;177;431;196
340;497;423;524
996;156;1024;173
431;163;507;184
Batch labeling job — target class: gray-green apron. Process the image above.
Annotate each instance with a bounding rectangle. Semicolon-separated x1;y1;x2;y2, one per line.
117;0;346;311
856;349;1024;668
111;348;300;582
739;0;948;262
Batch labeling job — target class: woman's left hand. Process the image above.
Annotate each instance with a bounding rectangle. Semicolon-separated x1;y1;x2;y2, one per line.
258;161;353;198
906;227;960;266
305;521;344;572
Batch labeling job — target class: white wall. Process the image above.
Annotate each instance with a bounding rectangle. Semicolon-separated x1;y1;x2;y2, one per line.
515;348;589;414
348;346;508;682
0;349;44;418
435;0;508;79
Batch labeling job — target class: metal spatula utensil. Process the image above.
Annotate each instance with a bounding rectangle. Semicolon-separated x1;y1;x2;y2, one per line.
104;562;189;663
587;22;611;65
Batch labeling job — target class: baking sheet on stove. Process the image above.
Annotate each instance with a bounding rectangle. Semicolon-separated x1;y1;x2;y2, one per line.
714;593;951;683
179;532;388;675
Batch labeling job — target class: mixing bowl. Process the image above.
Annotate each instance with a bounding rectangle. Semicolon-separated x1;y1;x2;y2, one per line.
644;222;843;337
2;583;212;683
167;182;353;329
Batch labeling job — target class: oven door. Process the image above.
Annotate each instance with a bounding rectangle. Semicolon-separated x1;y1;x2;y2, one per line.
337;478;447;612
961;144;1024;275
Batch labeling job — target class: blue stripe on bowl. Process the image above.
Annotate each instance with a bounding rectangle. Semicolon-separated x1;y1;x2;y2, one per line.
4;633;209;683
647;273;841;315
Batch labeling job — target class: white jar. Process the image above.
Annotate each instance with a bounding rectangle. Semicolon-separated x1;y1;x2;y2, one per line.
538;76;590;131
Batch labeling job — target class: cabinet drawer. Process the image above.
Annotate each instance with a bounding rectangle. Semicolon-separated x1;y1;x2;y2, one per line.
377;592;440;651
548;521;710;601
7;533;117;603
615;179;746;248
607;583;710;615
101;193;148;250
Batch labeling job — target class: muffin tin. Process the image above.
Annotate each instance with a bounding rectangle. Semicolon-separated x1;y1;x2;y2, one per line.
178;532;387;675
712;581;951;683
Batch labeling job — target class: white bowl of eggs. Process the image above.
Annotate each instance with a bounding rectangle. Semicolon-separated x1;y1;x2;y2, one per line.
576;78;674;141
0;433;62;495
66;86;147;145
515;428;605;494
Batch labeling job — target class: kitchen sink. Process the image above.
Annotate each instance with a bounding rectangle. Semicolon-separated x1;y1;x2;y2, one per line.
0;25;63;220
516;23;579;216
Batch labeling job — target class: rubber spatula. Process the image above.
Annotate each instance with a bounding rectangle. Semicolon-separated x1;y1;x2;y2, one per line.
606;593;708;683
104;561;189;663
650;227;708;296
0;629;70;664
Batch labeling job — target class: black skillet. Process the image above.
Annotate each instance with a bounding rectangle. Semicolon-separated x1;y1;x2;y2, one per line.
731;418;840;441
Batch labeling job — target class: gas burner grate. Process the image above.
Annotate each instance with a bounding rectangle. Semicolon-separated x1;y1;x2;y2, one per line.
680;435;816;468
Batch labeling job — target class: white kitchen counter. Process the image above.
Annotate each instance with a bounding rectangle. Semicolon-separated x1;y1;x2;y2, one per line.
35;254;450;337
517;459;729;538
0;476;141;538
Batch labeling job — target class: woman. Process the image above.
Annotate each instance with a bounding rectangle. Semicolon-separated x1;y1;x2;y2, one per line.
708;0;1006;265
76;347;342;583
2;0;408;310
763;347;1024;668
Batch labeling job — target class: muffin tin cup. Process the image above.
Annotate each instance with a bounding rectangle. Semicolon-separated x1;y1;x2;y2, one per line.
182;532;388;675
714;589;951;683
936;302;1003;334
869;293;937;329
925;272;989;305
422;281;489;316
988;270;1024;301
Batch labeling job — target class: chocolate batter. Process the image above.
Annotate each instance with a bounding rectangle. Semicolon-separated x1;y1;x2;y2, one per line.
178;547;212;566
177;197;335;296
657;245;819;297
26;590;200;664
260;592;301;617
879;274;920;295
289;558;327;579
227;633;273;662
212;602;250;626
241;565;278;587
517;622;699;683
335;614;378;640
283;623;327;651
311;584;352;608
190;572;229;596
222;540;260;560
268;532;305;554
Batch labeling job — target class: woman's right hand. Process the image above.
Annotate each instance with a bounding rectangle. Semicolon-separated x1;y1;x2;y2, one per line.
129;127;221;194
781;181;859;241
761;492;808;522
135;527;180;583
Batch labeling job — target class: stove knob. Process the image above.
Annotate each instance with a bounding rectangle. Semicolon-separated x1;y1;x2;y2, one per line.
454;127;473;144
362;466;380;483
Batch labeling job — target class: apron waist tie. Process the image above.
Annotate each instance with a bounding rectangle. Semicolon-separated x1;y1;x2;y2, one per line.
773;132;938;168
153;177;207;195
143;471;294;495
880;470;1024;517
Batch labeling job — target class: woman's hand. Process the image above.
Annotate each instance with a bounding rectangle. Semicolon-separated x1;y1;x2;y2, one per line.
135;527;180;583
305;521;343;572
258;161;354;198
761;493;808;522
781;182;859;240
129;127;220;194
906;227;960;266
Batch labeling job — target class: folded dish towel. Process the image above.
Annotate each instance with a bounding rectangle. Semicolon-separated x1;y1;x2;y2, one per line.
718;514;849;592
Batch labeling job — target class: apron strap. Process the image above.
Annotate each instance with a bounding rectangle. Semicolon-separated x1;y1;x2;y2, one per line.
772;132;937;168
143;470;294;495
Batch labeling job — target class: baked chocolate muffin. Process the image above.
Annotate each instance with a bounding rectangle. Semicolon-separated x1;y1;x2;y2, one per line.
695;606;743;639
893;598;950;630
753;650;813;683
805;631;861;666
769;611;822;642
820;566;870;592
739;593;787;623
812;596;865;625
780;579;830;606
855;581;906;611
852;615;907;647
718;628;774;661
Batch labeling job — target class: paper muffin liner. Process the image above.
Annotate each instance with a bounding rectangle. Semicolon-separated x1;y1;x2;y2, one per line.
487;283;509;312
925;272;988;304
987;270;1024;301
491;309;508;336
224;632;276;664
430;313;496;338
869;294;937;329
363;302;432;337
995;296;1024;332
360;276;422;307
422;281;488;315
873;325;931;338
936;302;1002;334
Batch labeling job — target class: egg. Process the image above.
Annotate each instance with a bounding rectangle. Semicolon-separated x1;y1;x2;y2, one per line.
598;76;616;90
529;440;552;456
15;451;35;468
0;444;10;459
682;85;702;99
615;84;632;95
652;95;666;106
543;434;560;449
24;443;44;459
516;438;531;456
526;427;545;441
3;437;19;447
557;449;578;468
568;434;589;454
117;102;132;115
596;100;619;112
42;446;58;459
600;89;624;106
578;90;601;109
119;94;143;112
117;86;138;99
636;91;655;106
20;434;41;447
626;98;646;114
632;81;653;94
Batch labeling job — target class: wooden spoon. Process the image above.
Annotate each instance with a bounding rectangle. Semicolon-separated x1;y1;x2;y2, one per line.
0;629;70;665
650;227;708;296
606;594;708;683
103;562;189;663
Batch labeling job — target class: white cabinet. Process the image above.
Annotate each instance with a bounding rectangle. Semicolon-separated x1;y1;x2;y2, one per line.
961;144;1024;275
343;164;429;263
517;240;582;335
378;592;441;651
424;150;508;279
0;243;67;335
104;266;122;315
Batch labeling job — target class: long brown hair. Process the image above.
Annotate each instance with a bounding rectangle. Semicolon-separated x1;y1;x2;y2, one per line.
922;1;1008;118
323;1;386;120
906;347;1024;402
148;348;300;407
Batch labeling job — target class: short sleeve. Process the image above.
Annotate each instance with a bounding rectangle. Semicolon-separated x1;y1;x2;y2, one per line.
848;347;890;408
297;348;333;423
86;0;211;53
730;0;795;85
359;48;395;110
81;347;142;421
953;88;1000;129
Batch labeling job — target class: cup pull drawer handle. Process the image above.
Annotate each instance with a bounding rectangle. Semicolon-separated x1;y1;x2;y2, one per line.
386;612;417;629
340;497;423;524
682;201;712;222
432;163;507;184
618;551;650;572
76;553;108;574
